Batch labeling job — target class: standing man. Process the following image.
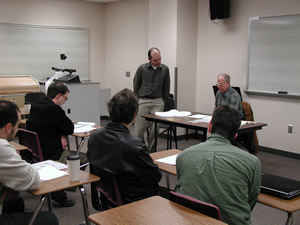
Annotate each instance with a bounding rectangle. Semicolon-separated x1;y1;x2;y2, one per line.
134;47;170;152
215;73;243;119
27;82;75;207
176;106;261;225
0;100;58;225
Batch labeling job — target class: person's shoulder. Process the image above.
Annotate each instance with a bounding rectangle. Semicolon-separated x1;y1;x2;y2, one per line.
160;64;169;70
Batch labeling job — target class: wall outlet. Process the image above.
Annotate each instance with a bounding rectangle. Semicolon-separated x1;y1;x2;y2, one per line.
125;71;130;77
288;124;293;134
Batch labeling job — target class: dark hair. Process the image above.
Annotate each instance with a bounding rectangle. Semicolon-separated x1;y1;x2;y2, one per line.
108;89;138;124
148;47;160;60
0;100;20;128
47;82;69;99
211;105;241;140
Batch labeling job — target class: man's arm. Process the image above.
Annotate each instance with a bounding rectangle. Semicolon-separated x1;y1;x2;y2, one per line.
133;66;143;96
0;142;40;191
56;106;74;135
163;67;170;102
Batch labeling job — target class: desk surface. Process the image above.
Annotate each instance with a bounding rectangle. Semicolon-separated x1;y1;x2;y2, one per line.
88;196;227;225
10;141;28;151
258;193;300;213
151;149;181;175
144;114;267;133
32;170;100;196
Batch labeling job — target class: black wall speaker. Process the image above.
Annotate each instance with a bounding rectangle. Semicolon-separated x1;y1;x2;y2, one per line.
210;0;230;20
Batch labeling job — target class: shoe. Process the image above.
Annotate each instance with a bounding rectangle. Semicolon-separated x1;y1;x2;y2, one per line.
52;199;75;208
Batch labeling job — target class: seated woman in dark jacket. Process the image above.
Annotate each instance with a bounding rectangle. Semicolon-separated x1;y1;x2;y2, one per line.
87;88;161;208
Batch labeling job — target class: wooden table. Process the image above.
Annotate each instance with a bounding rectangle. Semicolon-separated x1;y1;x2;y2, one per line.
144;113;267;152
88;196;227;225
151;150;300;225
258;193;300;225
9;141;28;151
30;170;100;225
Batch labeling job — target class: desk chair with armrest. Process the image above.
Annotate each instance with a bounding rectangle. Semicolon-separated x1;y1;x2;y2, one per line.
169;191;222;220
17;128;44;163
90;165;123;211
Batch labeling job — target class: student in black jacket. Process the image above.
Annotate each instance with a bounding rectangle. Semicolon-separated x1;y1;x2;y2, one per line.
27;82;75;207
88;88;161;206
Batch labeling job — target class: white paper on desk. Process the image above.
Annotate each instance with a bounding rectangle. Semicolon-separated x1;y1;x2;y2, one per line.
188;114;209;119
74;124;95;134
36;165;68;181
155;110;191;117
240;121;256;127
156;154;178;165
76;122;96;126
189;115;212;123
32;160;67;170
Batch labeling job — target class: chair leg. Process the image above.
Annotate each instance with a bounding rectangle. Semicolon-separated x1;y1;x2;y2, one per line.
172;127;178;149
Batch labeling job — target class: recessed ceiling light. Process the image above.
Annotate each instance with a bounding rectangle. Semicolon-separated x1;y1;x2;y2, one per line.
85;0;120;3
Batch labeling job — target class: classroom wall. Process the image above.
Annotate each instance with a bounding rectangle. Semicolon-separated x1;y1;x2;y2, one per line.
102;0;148;93
196;0;300;153
0;0;105;84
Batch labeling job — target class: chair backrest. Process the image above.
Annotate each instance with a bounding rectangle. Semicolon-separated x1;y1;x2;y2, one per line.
164;93;176;111
17;128;44;162
169;191;222;220
213;85;243;102
90;164;123;211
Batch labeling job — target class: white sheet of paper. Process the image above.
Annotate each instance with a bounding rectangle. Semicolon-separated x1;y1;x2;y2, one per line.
188;114;209;119
240;121;256;127
36;165;68;181
189;115;212;123
74;124;95;134
155;154;178;165
155;110;191;117
32;160;67;170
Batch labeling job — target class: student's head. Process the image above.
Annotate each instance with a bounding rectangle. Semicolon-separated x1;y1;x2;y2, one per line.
108;88;138;125
0;100;21;141
47;82;70;105
148;47;161;68
217;73;230;93
209;105;241;140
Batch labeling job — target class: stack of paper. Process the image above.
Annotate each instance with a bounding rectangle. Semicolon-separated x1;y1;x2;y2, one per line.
74;122;96;134
155;110;191;117
32;160;68;181
240;121;256;127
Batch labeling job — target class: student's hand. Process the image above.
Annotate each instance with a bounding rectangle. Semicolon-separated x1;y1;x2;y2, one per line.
61;136;68;150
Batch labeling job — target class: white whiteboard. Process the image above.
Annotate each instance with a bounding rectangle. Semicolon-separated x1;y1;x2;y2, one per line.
247;15;300;97
0;23;89;81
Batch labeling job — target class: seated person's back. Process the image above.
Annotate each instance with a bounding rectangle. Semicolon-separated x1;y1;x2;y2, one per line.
175;106;261;225
87;89;161;204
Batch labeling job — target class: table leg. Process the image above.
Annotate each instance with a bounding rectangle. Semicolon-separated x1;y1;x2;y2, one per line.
79;185;90;225
29;195;48;225
166;174;170;189
46;194;53;212
286;212;294;225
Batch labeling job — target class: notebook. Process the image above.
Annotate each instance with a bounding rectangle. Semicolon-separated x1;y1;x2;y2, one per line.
261;174;300;200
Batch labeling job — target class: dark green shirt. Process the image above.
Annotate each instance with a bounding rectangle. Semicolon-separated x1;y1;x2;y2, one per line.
176;134;261;225
133;63;170;101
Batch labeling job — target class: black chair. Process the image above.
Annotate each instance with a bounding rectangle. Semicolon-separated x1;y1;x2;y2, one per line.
17;128;44;163
169;191;222;220
90;165;123;211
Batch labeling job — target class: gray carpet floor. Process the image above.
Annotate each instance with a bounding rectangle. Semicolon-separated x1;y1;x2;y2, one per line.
21;134;300;225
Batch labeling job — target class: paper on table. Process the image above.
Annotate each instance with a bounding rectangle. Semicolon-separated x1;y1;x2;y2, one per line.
155;154;178;165
240;121;256;127
74;123;95;134
188;114;209;119
36;165;68;181
189;115;212;123
32;160;67;170
155;110;191;117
